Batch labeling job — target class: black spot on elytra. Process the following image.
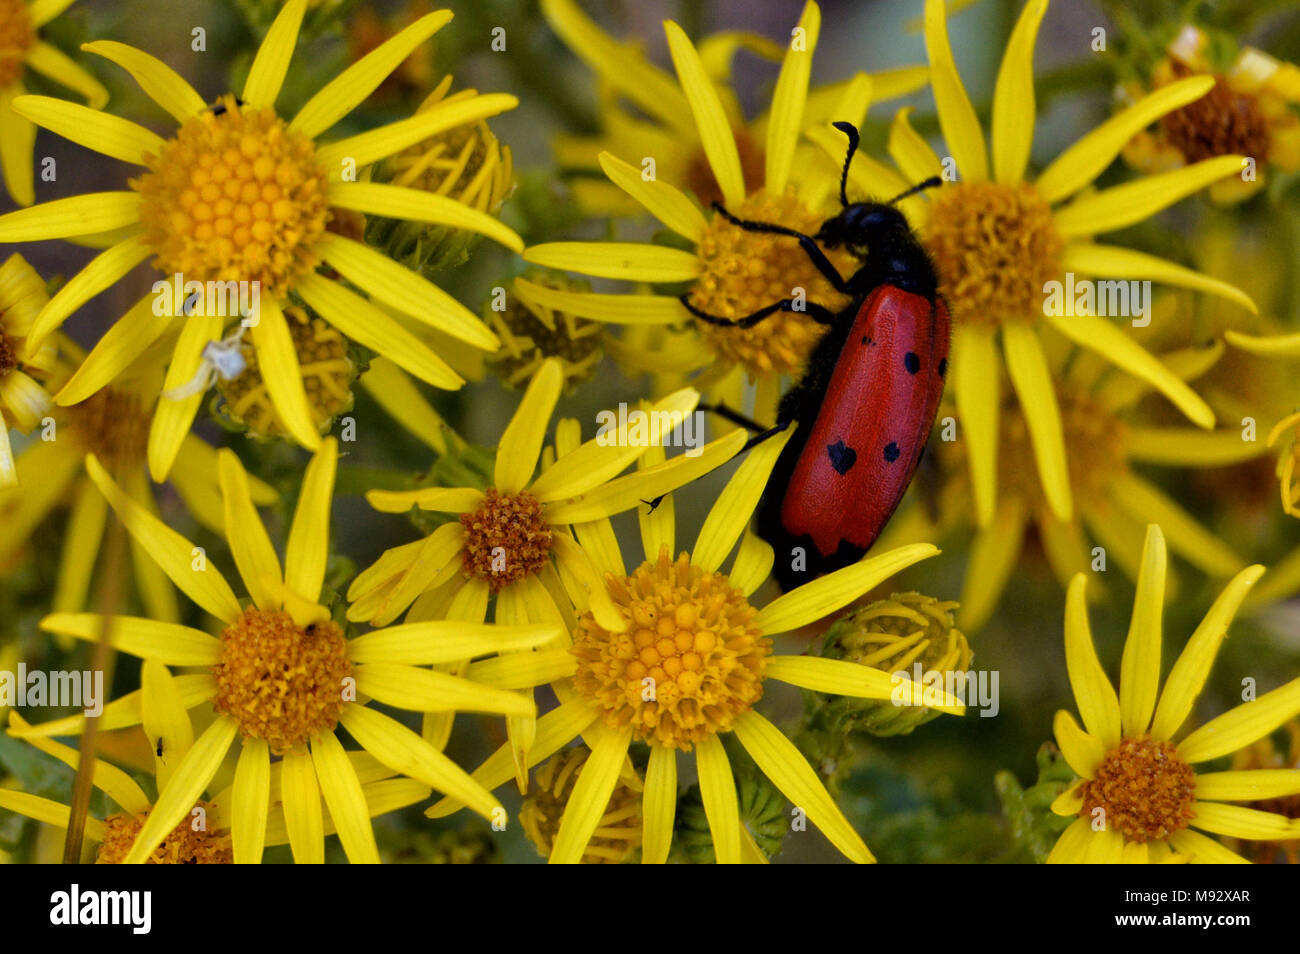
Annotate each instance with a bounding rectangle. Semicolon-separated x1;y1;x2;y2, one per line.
938;357;948;378
861;335;873;346
827;440;857;475
904;352;920;374
883;441;901;463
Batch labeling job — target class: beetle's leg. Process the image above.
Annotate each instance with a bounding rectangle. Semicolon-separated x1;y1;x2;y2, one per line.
698;402;768;433
680;294;837;328
711;202;852;293
642;416;794;512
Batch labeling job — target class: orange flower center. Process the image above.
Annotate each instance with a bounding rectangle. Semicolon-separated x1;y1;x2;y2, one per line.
1160;62;1271;163
571;547;771;750
0;0;33;88
0;329;15;376
685;126;765;209
211;607;352;755
689;190;854;378
925;181;1063;329
1079;735;1196;843
68;387;150;471
133;95;331;299
458;488;553;590
95;802;232;864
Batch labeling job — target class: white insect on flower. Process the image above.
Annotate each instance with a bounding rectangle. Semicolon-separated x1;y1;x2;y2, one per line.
162;324;251;401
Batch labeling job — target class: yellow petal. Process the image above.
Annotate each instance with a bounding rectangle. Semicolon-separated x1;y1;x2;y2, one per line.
231;738;270;864
1150;565;1264;740
764;1;819;195
81;41;205;120
40;612;221;665
496;359;562;493
753;543;939;635
543;429;747;524
27;0;79;28
311;730;381;864
291;10;453;138
664;20;745;208
1195;769;1300;802
141;659;195;791
693;426;793;573
338;704;502;821
508;279;687;325
281;744;325;864
1063;573;1122;749
1053;709;1105;778
641;745;676;865
1044;311;1214;428
1109;474;1244;578
284;437;337;604
217;448;283;612
0;86;35;207
957;495;1027;632
1046;817;1093;863
728;529;774;598
147;313;223;481
1035;76;1217;203
85;454;243;622
732;710;874;863
0;790;103;843
27;234;151;348
355;662;535;717
463;649;577;690
4;712;150;816
767;655;965;713
695;733;741;864
359;357;457;454
888;106;944;184
1125;428;1268;467
549;724;634;863
1167;828;1250;864
1189;801;1299;840
1050;779;1085;816
1118;524;1166;737
295;271;465;389
524;242;702;283
1063;243;1255;315
550;532;627;633
923;0;987;182
54;295;171;405
121;716;237;864
10;94;163;164
326;182;522;256
241;0;304;108
1052;155;1246;238
1178;676;1300;764
347;620;562;665
315;93;518;172
990;0;1046;184
250;299;324;450
1003;321;1071;521
597;151;707;242
0;191;140;243
1225;330;1300;357
951;323;999;525
24;42;108;109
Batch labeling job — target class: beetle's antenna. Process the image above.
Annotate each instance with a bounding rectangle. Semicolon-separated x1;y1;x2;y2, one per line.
831;121;859;207
887;175;943;205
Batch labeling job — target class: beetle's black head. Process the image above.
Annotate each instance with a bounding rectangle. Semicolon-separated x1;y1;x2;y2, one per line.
818;121;941;256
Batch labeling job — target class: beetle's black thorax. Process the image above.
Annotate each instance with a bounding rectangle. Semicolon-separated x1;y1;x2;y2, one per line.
817;202;939;302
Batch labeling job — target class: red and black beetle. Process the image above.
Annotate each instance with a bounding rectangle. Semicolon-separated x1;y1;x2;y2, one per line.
680;122;949;590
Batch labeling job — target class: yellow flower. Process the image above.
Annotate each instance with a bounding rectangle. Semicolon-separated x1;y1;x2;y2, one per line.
522;1;905;425
14;438;564;863
1047;524;1300;863
1121;25;1300;204
0;252;55;485
350;359;744;789
0;0;107;205
889;339;1261;632
0;334;274;622
520;744;643;864
0;673;432;863
0;0;522;479
824;0;1256;531
426;425;959;864
541;0;927;216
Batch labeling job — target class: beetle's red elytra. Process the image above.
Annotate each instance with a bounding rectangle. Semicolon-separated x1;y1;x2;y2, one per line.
679;122;949;590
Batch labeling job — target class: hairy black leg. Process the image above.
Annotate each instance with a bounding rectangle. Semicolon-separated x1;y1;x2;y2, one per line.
679;294;838;329
711;202;852;293
698;402;767;433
